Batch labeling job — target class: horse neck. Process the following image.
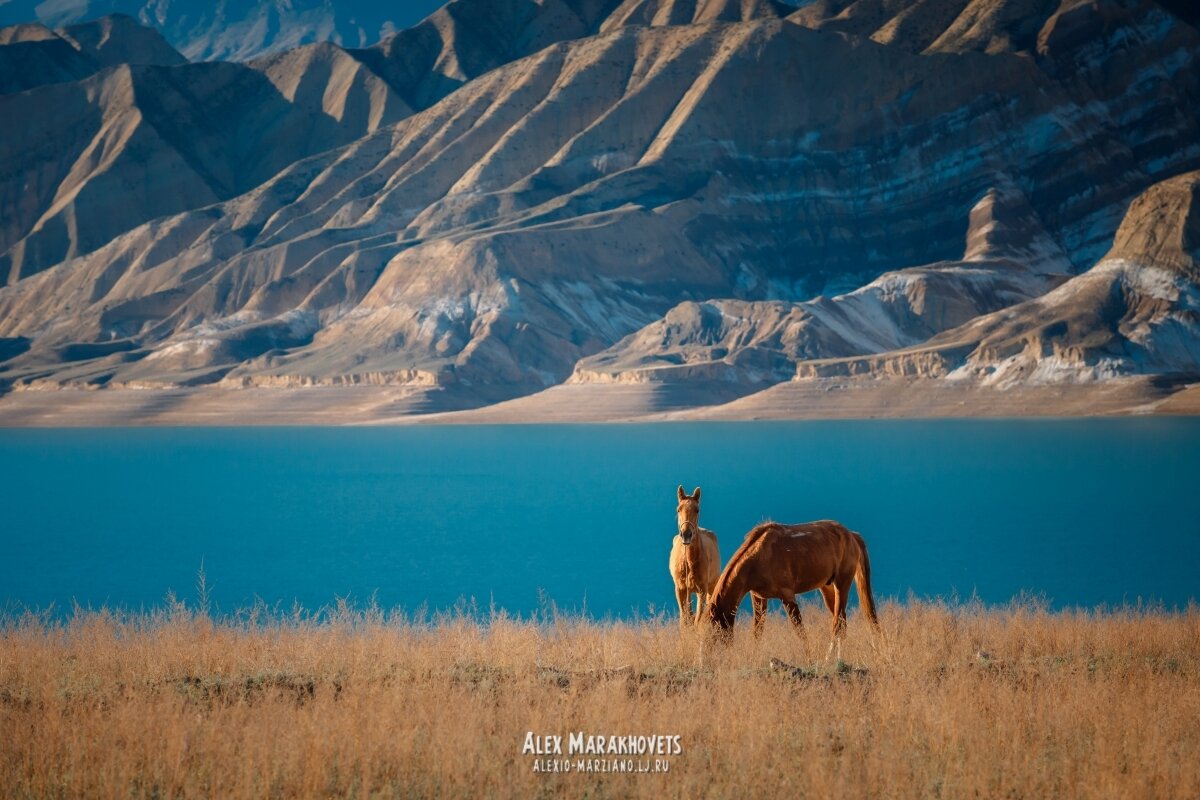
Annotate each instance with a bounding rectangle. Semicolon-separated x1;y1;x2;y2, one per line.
709;567;749;626
709;526;774;626
684;531;708;566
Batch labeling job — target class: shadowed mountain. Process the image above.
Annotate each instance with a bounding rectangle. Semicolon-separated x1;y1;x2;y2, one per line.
0;14;184;93
349;0;789;113
0;24;99;93
57;13;188;66
0;0;410;62
0;25;409;283
788;0;1197;55
0;0;1198;416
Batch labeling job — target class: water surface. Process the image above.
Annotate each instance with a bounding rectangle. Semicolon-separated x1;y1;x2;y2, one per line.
1;420;1197;617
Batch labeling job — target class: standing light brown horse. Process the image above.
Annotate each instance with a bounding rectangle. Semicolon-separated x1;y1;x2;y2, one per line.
669;486;721;628
706;520;878;660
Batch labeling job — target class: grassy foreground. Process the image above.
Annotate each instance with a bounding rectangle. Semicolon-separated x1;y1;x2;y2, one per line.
1;600;1197;799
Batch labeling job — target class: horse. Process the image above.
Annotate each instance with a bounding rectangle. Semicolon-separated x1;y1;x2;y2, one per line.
705;520;878;660
668;486;721;628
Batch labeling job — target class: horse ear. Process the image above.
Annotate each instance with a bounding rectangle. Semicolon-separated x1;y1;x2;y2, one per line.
677;485;686;502
692;487;702;501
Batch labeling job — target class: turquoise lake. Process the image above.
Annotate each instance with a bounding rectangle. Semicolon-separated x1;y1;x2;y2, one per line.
1;420;1197;618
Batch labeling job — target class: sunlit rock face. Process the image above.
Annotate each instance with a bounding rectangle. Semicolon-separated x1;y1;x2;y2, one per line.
571;182;1072;389
788;171;1200;386
0;0;1197;405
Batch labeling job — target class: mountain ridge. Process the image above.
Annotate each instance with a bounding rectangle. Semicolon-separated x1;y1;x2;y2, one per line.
0;0;1198;420
0;13;184;94
0;1;415;62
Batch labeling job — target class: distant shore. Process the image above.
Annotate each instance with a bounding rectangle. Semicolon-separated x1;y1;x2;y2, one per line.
0;376;1197;426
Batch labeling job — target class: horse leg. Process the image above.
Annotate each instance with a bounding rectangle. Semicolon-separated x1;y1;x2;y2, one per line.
828;578;852;663
819;586;836;617
781;597;807;655
693;591;707;625
675;585;691;628
824;583;843;663
751;593;768;639
818;587;841;662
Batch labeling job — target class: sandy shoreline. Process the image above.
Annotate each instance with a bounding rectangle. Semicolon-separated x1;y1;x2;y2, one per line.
0;376;1196;426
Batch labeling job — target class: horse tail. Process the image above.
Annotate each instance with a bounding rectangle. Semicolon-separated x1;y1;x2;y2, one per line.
854;536;879;627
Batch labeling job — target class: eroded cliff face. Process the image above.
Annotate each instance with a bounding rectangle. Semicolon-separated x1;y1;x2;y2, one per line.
787;171;1200;387
570;183;1070;389
0;1;1197;410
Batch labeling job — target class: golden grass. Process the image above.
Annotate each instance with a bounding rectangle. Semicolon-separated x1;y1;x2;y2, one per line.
1;599;1198;799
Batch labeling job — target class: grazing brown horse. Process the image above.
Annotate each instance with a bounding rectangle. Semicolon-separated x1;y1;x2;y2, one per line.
706;520;878;659
669;486;721;627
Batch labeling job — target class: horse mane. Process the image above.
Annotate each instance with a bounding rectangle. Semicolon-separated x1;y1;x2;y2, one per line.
743;519;775;539
710;522;778;602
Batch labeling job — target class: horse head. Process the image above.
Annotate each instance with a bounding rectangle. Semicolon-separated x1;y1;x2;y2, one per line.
675;485;701;544
705;595;736;642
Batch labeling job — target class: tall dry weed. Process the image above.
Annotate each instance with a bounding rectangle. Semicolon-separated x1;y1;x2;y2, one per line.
1;599;1197;798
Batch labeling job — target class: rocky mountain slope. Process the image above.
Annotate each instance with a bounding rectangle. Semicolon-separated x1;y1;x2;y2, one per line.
0;0;1198;418
796;169;1200;386
0;1;794;285
0;14;183;93
0;20;410;283
348;0;791;118
790;0;1200;54
0;0;419;62
573;171;1200;403
571;182;1071;387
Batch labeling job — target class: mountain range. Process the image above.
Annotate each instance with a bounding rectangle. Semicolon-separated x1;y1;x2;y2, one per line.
0;0;428;61
0;0;1198;424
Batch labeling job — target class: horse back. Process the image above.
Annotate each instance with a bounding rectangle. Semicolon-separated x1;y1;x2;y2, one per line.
758;520;862;592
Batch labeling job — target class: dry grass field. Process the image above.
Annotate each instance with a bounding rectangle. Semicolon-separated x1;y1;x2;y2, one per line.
1;599;1197;799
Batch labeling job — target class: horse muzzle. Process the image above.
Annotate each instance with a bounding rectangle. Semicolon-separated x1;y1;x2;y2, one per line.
678;527;695;545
